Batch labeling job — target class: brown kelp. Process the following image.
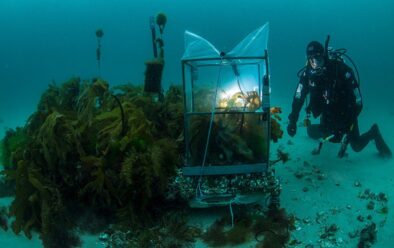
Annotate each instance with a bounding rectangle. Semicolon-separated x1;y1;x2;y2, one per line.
0;78;184;247
270;107;284;142
1;127;28;170
101;211;200;247
0;74;284;247
188;96;283;166
77;78;109;128
0;127;28;196
138;212;199;247
202;207;294;247
254;208;295;248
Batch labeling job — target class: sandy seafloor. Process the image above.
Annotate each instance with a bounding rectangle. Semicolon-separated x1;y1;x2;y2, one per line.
0;97;393;248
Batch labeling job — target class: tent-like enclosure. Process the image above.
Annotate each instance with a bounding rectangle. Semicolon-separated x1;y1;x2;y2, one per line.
180;23;280;208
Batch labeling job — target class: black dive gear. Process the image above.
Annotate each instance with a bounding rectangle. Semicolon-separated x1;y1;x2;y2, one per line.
308;121;392;158
288;37;392;157
287;121;297;137
306;41;324;58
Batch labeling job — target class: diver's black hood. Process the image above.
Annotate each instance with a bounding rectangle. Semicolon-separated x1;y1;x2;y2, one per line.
306;41;324;58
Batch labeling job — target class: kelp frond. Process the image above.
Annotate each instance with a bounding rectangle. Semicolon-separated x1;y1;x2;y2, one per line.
79;156;119;206
5;76;186;245
37;112;85;169
76;78;109;127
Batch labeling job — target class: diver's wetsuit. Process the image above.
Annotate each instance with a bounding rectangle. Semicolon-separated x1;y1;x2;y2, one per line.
289;58;392;156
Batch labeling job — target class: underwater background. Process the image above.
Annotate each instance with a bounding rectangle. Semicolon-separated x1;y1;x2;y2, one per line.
1;0;394;247
1;0;393;133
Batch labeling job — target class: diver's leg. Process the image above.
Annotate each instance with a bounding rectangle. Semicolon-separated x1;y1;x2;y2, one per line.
350;123;392;157
371;124;392;157
307;124;325;140
348;121;367;152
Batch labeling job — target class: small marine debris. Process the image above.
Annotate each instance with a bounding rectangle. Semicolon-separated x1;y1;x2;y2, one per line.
319;224;340;246
346;204;352;210
379;218;387;227
358;189;388;204
271;148;290;165
357;215;365;222
302;186;309;192
358;189;371;199
378;206;388;214
366;201;375;210
329;207;341;215
354;181;362;187
288;239;303;246
294;171;305;179
276;148;290;163
320;224;339;238
348;230;359;239
312;167;321;174
356;187;389;231
315;211;328;224
377;192;388;202
317;173;326;180
358;189;388;203
302;217;311;224
293;163;326;186
357;223;377;248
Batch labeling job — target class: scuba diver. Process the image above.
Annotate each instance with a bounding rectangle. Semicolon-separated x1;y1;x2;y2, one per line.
287;38;392;158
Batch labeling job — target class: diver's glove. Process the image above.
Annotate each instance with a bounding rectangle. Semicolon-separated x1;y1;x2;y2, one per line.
287;120;297;137
337;134;350;158
338;124;354;158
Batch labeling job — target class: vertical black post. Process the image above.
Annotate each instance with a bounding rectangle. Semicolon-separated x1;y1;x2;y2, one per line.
263;50;271;164
150;16;158;58
96;40;101;77
95;29;104;77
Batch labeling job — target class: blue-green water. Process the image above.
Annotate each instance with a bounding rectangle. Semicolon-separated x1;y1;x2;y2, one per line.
1;0;393;131
0;0;393;247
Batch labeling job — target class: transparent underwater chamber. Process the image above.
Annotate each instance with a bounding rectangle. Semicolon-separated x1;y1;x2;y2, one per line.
180;23;279;207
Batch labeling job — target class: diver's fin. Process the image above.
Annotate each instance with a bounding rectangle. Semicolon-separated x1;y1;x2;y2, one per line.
371;124;392;158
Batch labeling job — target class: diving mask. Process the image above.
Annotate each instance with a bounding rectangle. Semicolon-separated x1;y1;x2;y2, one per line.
309;55;325;70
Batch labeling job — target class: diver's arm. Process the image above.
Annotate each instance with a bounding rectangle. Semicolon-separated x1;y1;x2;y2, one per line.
288;75;309;123
337;66;362;157
342;64;363;122
351;78;363;117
